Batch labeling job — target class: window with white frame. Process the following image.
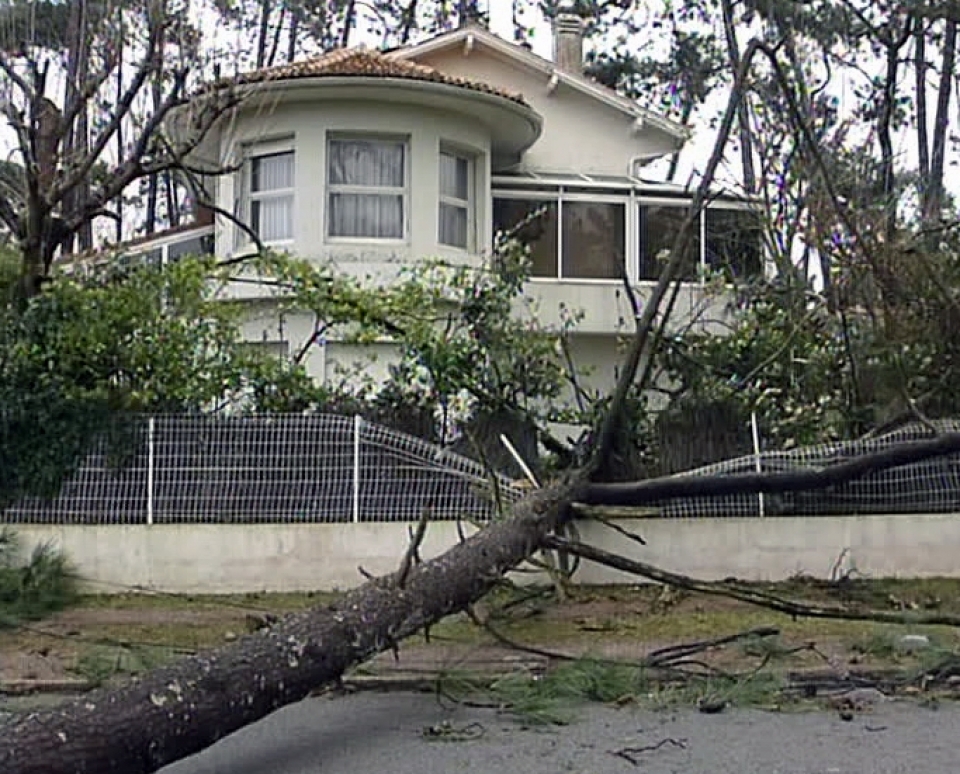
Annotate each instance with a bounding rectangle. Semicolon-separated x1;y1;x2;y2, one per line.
243;147;295;244
492;195;626;280
327;136;407;240
638;202;762;281
438;148;473;249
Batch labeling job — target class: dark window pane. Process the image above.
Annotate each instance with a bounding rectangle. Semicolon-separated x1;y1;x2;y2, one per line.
492;198;558;278
561;201;625;279
705;208;763;279
168;236;214;262
639;204;702;281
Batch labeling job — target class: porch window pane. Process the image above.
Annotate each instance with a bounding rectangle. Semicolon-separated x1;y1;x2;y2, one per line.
492;198;558;278
561;201;625;279
705;208;763;279
639;204;701;281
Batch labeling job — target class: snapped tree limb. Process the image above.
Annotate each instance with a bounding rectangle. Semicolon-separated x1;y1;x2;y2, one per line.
582;430;960;506
543;535;960;628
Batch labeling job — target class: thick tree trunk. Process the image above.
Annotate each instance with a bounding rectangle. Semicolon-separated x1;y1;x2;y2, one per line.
0;478;585;774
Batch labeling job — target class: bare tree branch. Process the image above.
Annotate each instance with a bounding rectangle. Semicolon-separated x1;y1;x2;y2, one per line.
543;535;960;628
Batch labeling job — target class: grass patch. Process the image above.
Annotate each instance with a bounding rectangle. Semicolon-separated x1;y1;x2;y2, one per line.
0;528;79;626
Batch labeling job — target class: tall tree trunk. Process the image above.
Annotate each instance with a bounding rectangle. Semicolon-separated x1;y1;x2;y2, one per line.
339;0;357;47
399;0;419;44
63;0;93;252
164;170;180;227
914;19;930;206
144;79;164;234
286;7;300;61
266;5;286;67
665;101;695;183
115;20;125;244
255;0;272;68
720;0;756;194
876;20;913;242
923;18;956;225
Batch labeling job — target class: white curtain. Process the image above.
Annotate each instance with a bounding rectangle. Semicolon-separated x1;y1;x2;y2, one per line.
439;203;467;248
439;152;469;248
250;152;294;242
328;139;405;238
439;152;468;200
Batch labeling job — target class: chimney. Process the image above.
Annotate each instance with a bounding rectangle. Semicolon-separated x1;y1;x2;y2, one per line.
552;12;584;74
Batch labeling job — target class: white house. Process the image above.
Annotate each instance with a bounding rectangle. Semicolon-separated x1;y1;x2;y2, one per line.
118;15;762;404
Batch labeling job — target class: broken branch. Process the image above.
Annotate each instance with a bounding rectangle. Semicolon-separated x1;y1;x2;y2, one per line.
543;536;960;627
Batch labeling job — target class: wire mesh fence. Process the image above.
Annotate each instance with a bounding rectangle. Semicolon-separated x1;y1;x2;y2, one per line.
651;419;960;518
1;414;526;525
4;414;958;525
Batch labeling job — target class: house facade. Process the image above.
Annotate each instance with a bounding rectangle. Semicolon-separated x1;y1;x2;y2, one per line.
122;16;762;407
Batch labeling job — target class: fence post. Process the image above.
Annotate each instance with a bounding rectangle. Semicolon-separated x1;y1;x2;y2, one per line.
352;414;362;524
750;412;764;517
146;416;156;526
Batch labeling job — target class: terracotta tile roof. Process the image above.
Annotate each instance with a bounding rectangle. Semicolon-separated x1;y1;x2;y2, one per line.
229;48;528;106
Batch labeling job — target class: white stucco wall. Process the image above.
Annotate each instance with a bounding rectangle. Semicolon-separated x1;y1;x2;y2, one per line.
412;48;677;175
14;513;960;594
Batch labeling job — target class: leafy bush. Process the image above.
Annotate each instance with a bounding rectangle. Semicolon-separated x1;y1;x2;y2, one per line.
0;527;80;626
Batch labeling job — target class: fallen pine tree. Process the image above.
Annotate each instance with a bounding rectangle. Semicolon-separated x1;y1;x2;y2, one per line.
6;50;953;773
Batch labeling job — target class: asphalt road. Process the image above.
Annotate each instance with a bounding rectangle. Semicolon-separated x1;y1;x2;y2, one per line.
155;692;960;774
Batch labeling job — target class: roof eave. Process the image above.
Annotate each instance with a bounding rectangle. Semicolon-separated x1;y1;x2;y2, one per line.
230;75;543;156
389;27;690;143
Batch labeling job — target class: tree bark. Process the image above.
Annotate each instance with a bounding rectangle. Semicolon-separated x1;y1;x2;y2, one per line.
922;17;956;225
719;0;756;195
0;479;586;774
914;18;930;203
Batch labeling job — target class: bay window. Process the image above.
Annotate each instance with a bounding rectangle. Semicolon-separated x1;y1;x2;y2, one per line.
327;136;408;240
439;148;474;250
